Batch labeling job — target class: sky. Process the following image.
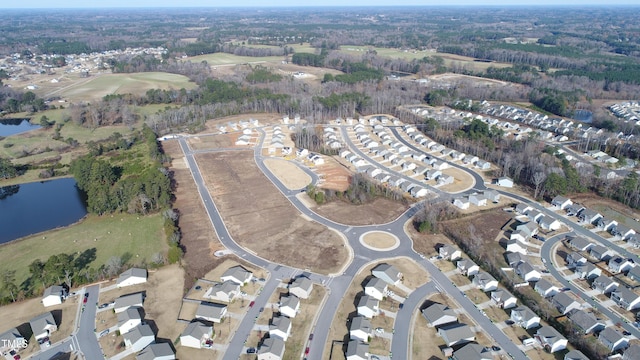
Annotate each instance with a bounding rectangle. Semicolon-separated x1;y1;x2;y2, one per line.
2;0;639;8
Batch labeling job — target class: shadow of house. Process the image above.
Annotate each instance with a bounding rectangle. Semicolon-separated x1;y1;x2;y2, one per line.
51;309;63;328
143;319;159;338
16;323;33;342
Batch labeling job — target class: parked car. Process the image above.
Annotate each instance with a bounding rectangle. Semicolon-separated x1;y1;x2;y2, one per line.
309;333;314;340
249;301;255;308
305;347;310;355
246;347;256;354
98;303;109;309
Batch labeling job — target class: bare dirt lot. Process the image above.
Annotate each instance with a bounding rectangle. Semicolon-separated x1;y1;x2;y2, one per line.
163;140;224;290
314;157;352;191
201;113;283;133
187;133;235;150
439;167;476;193
196;150;349;274
311;197;409;226
263;158;312;190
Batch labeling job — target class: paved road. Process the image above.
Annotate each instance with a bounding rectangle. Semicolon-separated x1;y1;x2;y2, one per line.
390;281;438;358
541;234;640;338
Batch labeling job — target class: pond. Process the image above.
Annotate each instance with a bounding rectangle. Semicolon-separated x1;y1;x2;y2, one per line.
573;109;593;123
0;178;87;244
0;118;41;137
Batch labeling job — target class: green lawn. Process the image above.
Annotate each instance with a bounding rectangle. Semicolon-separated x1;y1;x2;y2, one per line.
0;213;166;290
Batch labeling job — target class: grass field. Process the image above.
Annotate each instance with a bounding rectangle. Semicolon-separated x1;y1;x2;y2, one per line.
56;72;197;102
189;53;284;66
0;213;166;291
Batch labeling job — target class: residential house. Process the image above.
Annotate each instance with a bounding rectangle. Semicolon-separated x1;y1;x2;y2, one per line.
437;174;455;186
42;285;65;307
627;265;640;282
345;340;369;360
598;327;628;352
629;234;640;249
421;303;457;328
452;196;470;210
462;155;479;165
567;236;594;252
482;189;500;203
609;256;635;274
371;263;402;285
568;310;605;335
564;350;590;360
205;281;240;303
510;306;540;329
510;230;528;244
108;290;143;313
410;186;429;198
469;193;487;206
473;272;498;292
0;328;24;354
515;203;533;215
506;252;526;268
269;316;292;341
539;217;561;231
196;302;227;323
456;259;479;277
258;337;285;360
535;278;559;298
597;218;618;232
29;312;57;341
516;262;541;282
279;295;300;318
551;196;573;210
476;160;491;170
491;288;518;309
124;324;155;352
613;224;636;240
516;222;538;238
180;321;213;349
432;160;449;170
535;326;568;353
116;268;148;288
589;245;615;261
221;266;253;285
349;316;372;343
496;176;514;187
289;277;313;300
439;245;462;261
611;287;640;311
552;292;582;315
452;343;493;360
118;306;143;334
136;342;175;360
592;275;619;294
566;252;587;269
526;210;544;223
623;345;640;360
578;209;603;225
506;239;527;255
575;263;602;280
437;323;475;347
364;278;388;301
356;295;379;319
566;204;585;217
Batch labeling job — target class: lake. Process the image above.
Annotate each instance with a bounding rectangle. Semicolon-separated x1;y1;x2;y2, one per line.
0;178;88;244
0;118;41;137
573;109;593;123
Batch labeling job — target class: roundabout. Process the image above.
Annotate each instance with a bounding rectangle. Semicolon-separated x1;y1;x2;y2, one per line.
359;230;400;251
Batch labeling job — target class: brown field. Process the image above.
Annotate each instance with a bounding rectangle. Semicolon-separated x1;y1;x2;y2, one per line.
186;133;234;150
439;167;476;193
263;158;312;190
195;150;348;274
162;140;224;290
311;197;409;226
315;157;352;191
362;232;397;249
201;113;283;133
323;257;429;359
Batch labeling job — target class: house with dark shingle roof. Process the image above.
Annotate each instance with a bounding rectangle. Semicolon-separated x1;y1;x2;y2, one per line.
421;303;457;328
598;327;628;352
568;310;605;334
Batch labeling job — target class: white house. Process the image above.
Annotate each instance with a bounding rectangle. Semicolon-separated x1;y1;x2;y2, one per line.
568;310;605;335
453;343;492;360
598;327;628;352
592;275;619;294
510;306;540;330
180;321;213;349
516;262;541;282
123;324;155;352
345;340;369;360
496;176;514;188
551;196;573;210
221;266;253;285
118;306;143;335
421;303;457;328
469;194;487;206
136;342;175;360
611;287;640;311
609;256;635;274
269;316;292;341
491;288;517;309
114;293;144;314
364;278;388;301
452;196;470;210
535;278;559;298
29;312;57;341
539;217;562;231
575;263;602;280
116;268;148;288
536;326;567;353
437;323;475;347
456;258;479;277
473;272;498;292
439;244;462;261
357;295;379;319
349;316;372;343
551;292;582;315
196;302;228;323
506;239;527;255
257;336;285;360
289;277;313;299
371;263;402;285
0;328;25;355
205;281;240;303
279;295;300;318
42;285;65;307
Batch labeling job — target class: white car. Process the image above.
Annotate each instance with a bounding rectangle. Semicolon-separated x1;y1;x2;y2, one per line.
375;327;384;334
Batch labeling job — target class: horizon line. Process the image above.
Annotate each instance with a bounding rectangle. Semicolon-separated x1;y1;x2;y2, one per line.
2;4;640;9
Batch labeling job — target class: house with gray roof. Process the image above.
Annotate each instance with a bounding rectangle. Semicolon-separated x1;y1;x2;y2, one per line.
516;221;538;238
279;295;300;318
364;277;387;301
0;328;25;354
289;276;313;299
124;324;155;352
29;312;57;341
258;336;285;360
612;224;636;240
552;292;582;315
439;244;462;261
221;266;253;285
598;327;628;352
611;287;640;311
566;252;587;269
349;316;372;343
578;209;603;224
437;323;475;347
568;310;605;335
575;262;602;280
269;316;292;341
551;196;572;210
506;252;525;267
180;321;213;349
42;285;65;307
136;342;175;360
535;278;559;298
565;204;585;216
491;289;517;309
564;350;590;360
452;343;492;360
609;256;635;274
118;306;143;335
510;306;540;329
116;268;148;288
535;326;567;353
623;344;640;360
516;261;541;282
482;189;500;203
539;217;561;231
515;203;532;215
115;293;144;314
567;236;593;251
592;275;619;294
473;272;498;292
627;265;640;282
196;302;227;323
357;295;379;319
421;303;457;328
205;281;240;303
345;340;369;360
589;245;615;261
456;258;479;277
371;263;402;285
